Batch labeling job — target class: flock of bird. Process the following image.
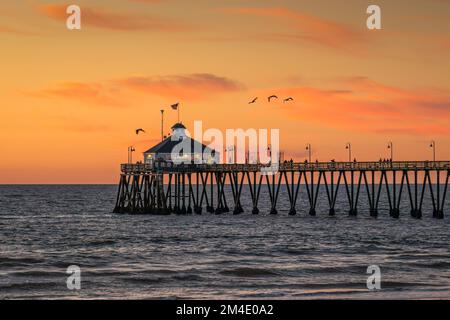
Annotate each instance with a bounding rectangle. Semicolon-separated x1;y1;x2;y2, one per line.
248;95;294;104
134;95;295;135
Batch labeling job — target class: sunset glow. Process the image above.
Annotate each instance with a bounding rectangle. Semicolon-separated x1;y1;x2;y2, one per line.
1;0;450;183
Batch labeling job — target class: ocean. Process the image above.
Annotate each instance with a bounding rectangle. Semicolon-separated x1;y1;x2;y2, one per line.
0;184;449;299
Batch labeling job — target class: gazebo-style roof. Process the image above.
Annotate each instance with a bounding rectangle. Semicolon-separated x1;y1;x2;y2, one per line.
144;136;212;154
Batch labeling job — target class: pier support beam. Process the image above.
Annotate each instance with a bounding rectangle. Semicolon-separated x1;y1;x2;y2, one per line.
324;171;341;216
229;172;245;215
114;161;449;217
214;172;229;214
266;172;282;215
362;171;378;217
284;171;302;215
386;170;405;219
246;171;262;214
304;171;321;216
207;172;214;213
343;171;362;216
437;170;449;219
406;170;422;219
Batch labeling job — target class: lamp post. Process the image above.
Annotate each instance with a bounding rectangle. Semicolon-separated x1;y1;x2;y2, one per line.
430;140;436;162
387;141;393;161
345;143;352;162
306;143;312;163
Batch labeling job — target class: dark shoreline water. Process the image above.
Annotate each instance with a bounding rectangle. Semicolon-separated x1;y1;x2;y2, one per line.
0;185;449;299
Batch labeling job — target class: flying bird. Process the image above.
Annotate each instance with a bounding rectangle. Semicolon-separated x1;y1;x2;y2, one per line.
283;97;294;103
268;95;278;102
248;97;258;104
135;128;146;135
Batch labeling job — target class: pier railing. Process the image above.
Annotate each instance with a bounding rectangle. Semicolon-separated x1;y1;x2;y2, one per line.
114;160;450;218
121;161;450;174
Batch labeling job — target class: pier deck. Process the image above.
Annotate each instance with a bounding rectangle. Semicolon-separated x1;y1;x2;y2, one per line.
121;161;450;173
114;161;450;219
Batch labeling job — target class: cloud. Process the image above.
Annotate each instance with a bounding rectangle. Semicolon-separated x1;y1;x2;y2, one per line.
0;25;34;35
38;4;189;32
33;82;123;107
31;73;243;105
274;78;450;136
116;73;244;100
219;6;368;50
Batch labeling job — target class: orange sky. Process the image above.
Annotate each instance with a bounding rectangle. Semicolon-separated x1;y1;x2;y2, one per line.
1;0;450;183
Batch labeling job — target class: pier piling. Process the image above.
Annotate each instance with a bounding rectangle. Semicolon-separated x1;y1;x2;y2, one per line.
114;161;450;218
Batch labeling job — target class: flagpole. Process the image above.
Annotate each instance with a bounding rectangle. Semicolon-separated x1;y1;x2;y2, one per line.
178;105;180;123
160;109;164;141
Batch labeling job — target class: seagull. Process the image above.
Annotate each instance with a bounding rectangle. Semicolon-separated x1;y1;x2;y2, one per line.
135;128;146;135
268;95;278;102
283;97;294;103
248;97;258;104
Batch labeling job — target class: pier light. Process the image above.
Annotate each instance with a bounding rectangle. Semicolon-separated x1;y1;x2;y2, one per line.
430;141;436;162
345;143;352;162
387;142;393;161
306;144;312;163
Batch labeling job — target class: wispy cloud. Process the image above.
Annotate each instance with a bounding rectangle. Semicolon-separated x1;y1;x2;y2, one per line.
219;6;368;50
30;73;243;105
32;82;123;107
0;25;34;35
116;73;244;100
275;78;450;136
37;4;189;32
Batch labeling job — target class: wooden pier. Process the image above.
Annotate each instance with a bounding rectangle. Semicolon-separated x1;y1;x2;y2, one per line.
113;161;450;219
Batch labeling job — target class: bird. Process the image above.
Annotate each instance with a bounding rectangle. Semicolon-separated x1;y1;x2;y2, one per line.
268;95;278;102
135;128;146;135
283;97;294;103
248;97;258;104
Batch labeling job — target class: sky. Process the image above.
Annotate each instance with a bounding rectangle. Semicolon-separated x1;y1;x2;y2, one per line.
1;0;450;183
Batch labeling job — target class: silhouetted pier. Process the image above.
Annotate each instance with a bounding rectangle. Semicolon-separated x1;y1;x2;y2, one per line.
113;161;450;219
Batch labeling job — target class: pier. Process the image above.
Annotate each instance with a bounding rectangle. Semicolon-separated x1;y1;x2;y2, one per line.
113;161;450;219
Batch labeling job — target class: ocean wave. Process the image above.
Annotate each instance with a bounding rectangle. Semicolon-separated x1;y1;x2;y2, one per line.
293;288;368;297
408;261;450;269
143;269;178;275
0;256;45;267
0;281;60;291
1;184;450;299
120;276;165;285
172;274;203;281
3;194;25;198
219;267;280;277
9;270;62;277
85;240;116;246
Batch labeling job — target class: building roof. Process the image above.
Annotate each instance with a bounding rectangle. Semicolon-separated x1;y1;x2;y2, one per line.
144;136;214;154
171;122;186;130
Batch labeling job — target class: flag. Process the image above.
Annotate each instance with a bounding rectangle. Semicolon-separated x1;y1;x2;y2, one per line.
171;103;179;110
